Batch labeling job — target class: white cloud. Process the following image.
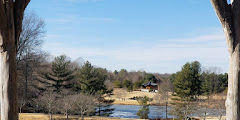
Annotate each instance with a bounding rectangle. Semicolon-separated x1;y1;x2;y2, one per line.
43;30;229;73
169;34;225;43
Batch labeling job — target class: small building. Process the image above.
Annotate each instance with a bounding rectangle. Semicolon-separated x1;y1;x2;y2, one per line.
141;82;159;92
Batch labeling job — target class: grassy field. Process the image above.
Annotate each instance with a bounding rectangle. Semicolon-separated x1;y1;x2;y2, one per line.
17;113;225;120
18;113;144;120
106;88;162;105
107;88;226;107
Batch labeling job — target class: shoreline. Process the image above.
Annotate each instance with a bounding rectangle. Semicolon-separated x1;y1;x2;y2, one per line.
18;113;226;120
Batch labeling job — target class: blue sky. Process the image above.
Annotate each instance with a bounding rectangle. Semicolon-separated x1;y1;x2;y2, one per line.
27;0;229;73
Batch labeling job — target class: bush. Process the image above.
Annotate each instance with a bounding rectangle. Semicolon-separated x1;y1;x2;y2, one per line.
133;80;144;90
113;80;123;88
123;80;133;88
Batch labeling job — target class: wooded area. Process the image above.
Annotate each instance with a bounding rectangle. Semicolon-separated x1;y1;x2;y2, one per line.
0;0;236;120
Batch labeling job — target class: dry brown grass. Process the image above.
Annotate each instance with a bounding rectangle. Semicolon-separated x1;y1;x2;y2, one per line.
18;113;144;120
106;88;171;105
17;113;226;120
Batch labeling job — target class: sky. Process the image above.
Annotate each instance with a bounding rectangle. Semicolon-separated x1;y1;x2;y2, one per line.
26;0;229;74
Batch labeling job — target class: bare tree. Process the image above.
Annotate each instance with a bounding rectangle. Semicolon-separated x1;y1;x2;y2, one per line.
17;10;45;61
57;95;74;120
72;93;96;120
17;52;48;112
16;11;45;105
211;95;226;120
211;0;240;119
170;98;196;120
159;79;171;119
35;89;59;120
0;1;31;119
195;96;213;120
57;89;76;120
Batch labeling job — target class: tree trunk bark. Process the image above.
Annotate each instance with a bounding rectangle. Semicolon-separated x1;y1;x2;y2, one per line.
211;0;240;119
226;46;240;120
165;101;167;119
0;1;30;120
49;113;52;120
0;23;18;120
66;110;68;120
81;115;84;120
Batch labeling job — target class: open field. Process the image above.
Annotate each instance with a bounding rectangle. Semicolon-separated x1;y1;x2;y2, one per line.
106;88;166;105
18;113;144;120
107;88;226;107
196;116;226;120
17;113;226;120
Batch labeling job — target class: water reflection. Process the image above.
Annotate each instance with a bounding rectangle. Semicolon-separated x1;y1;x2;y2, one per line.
110;104;226;119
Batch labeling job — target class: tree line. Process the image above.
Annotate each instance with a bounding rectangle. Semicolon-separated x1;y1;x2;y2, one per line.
18;54;115;119
16;10;172;119
16;11;116;119
111;69;169;92
169;61;228;119
171;61;228;99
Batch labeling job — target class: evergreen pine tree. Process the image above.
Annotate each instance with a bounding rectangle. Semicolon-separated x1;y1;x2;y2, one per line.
173;61;201;99
38;55;75;93
190;61;201;96
200;72;213;96
76;61;114;116
76;61;108;94
174;63;193;99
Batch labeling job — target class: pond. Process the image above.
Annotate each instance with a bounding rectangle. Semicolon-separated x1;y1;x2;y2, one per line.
110;104;226;119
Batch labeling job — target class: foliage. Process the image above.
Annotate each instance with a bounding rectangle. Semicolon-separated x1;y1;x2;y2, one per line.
173;61;201;98
136;106;150;119
200;72;213;96
200;70;228;95
76;61;108;94
114;70;118;74
118;69;128;81
133;80;146;90
38;55;75;93
136;96;152;119
144;73;157;83
76;61;114;116
169;73;177;92
113;80;123;88
190;61;201;95
123;80;133;92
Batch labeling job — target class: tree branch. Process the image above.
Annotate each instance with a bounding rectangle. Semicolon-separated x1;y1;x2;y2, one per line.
14;0;31;50
211;0;235;53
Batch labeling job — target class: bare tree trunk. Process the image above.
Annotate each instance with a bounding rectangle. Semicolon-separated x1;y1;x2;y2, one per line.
49;113;52;120
165;101;167;119
0;1;30;120
66;110;69;120
81;115;84;120
211;0;240;120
